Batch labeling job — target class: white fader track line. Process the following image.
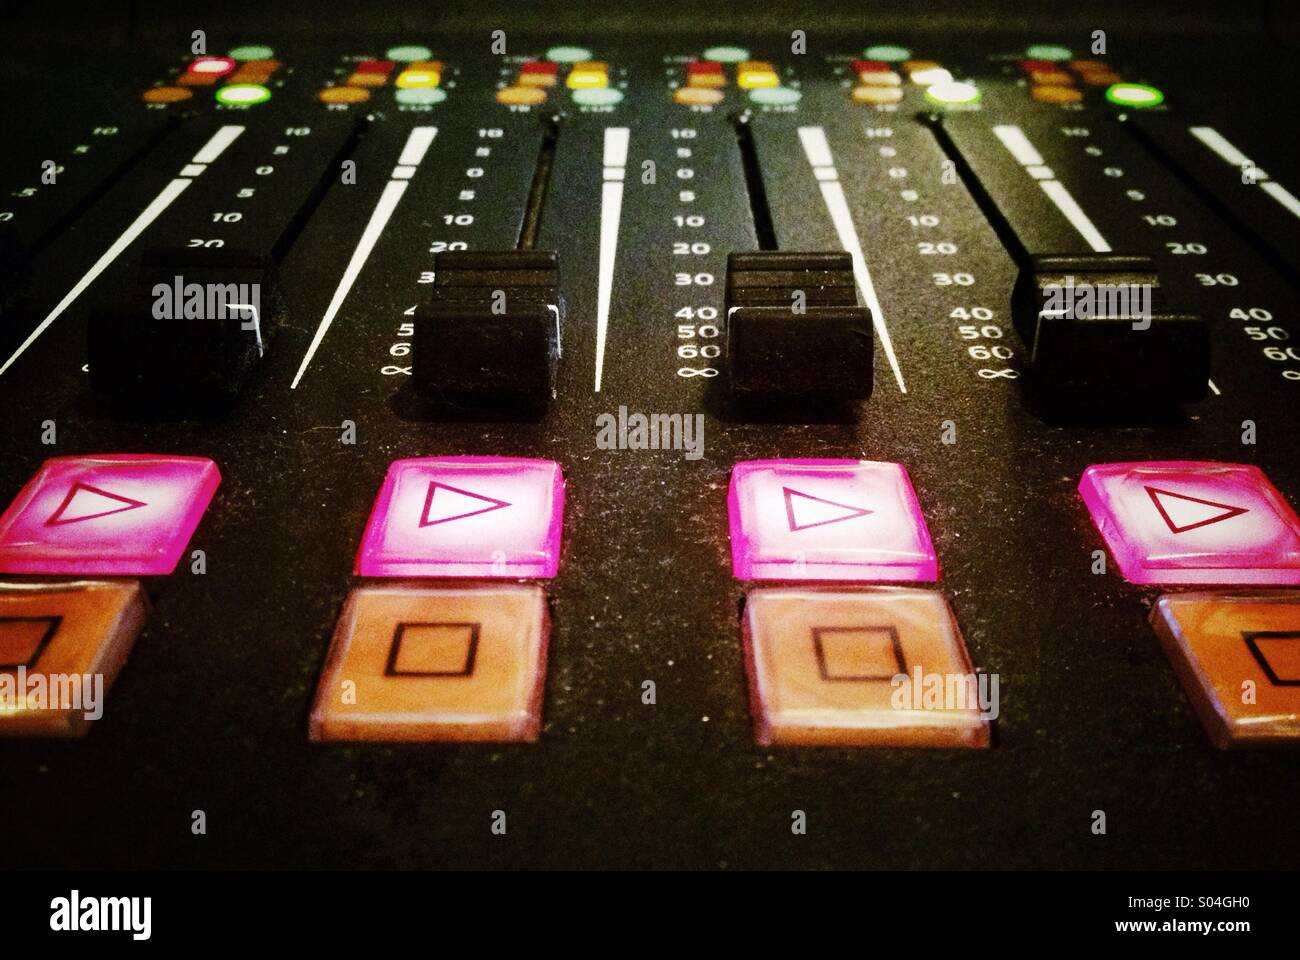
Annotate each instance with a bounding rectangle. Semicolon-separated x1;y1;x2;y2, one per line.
290;126;437;389
797;126;907;394
593;127;628;393
1189;125;1300;220
0;125;246;378
992;124;1113;253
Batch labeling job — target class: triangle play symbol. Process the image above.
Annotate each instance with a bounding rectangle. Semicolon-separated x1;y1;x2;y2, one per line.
419;481;512;527
783;486;873;532
45;482;148;526
1145;485;1249;534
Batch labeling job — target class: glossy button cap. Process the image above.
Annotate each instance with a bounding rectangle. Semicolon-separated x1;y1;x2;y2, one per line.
355;456;564;578
309;583;549;742
1079;461;1300;584
0;455;220;575
728;459;937;581
743;587;990;747
0;580;148;737
1151;591;1300;748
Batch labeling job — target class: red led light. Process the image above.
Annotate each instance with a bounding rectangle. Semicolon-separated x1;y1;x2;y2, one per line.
520;60;559;75
1016;59;1058;73
688;60;724;74
188;57;236;76
355;59;395;73
852;59;890;73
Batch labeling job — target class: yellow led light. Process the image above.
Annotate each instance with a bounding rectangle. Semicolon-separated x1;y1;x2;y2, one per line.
567;70;608;89
396;70;440;88
566;62;609;89
737;62;779;89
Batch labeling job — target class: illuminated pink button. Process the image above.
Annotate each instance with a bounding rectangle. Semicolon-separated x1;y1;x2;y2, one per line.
188;57;237;76
728;459;938;581
1079;461;1300;585
355;457;564;578
0;455;221;575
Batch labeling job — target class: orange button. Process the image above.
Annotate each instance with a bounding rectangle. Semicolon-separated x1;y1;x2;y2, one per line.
1028;70;1075;86
1151;592;1300;748
319;86;371;104
852;85;903;104
0;580;148;738
517;72;557;88
1079;71;1123;86
496;85;547;106
857;69;901;87
743;587;991;748
1069;59;1110;72
1031;85;1083;104
309;583;549;742
674;86;724;105
347;71;388;87
177;72;218;86
142;86;193;103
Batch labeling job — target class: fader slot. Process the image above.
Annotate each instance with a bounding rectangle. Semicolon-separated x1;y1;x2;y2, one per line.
0;115;178;312
86;117;365;401
932;113;1209;405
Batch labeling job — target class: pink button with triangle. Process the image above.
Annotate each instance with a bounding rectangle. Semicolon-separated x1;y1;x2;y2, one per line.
1079;461;1300;584
0;454;221;574
728;459;938;581
355;457;565;578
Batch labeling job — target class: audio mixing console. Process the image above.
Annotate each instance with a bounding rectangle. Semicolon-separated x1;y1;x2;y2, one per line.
2;1;1299;875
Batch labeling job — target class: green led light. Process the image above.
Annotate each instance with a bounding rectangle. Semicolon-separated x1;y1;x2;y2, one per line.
572;87;623;106
395;88;448;105
215;83;271;105
1025;44;1072;61
703;45;750;63
865;44;911;62
1105;82;1165;107
228;44;274;61
547;45;593;63
925;80;982;105
748;86;802;106
386;45;433;62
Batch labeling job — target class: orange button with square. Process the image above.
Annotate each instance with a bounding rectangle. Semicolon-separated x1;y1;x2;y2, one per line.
309;583;549;743
1151;591;1300;748
0;580;148;738
743;587;990;748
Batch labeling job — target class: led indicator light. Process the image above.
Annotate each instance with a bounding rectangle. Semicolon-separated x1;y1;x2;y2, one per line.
546;45;593;63
571;87;624;106
228;45;275;61
1025;44;1073;61
386;45;433;62
395;88;448;105
703;45;750;63
748;86;802;106
1105;82;1165;107
864;44;911;62
925;80;982;105
215;83;272;105
189;56;236;75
